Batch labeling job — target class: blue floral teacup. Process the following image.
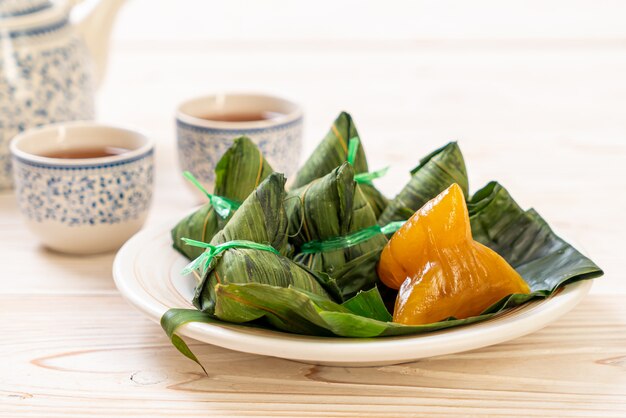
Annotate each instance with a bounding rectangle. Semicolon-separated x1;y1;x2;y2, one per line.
10;122;154;254
176;93;302;194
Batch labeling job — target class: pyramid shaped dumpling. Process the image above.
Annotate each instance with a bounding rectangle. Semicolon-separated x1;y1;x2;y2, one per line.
378;183;530;325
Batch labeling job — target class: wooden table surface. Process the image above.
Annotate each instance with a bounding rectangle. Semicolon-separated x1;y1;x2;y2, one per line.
2;2;626;416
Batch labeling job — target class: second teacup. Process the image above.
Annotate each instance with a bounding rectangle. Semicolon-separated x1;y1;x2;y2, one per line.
176;93;302;192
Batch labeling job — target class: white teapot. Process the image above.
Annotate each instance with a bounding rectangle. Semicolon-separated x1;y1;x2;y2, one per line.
0;0;125;189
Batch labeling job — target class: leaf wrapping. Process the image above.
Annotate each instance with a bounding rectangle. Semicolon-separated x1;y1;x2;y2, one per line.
468;181;602;293
378;142;468;225
293;111;388;218
192;173;333;314
286;162;387;299
171;137;274;260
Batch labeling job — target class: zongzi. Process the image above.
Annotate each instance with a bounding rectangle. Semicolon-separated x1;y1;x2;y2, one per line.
286;162;387;299
171;136;273;260
378;183;530;325
192;173;332;314
292;111;388;218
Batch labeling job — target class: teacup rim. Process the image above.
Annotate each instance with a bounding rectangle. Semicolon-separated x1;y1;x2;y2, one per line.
10;121;155;168
176;92;303;130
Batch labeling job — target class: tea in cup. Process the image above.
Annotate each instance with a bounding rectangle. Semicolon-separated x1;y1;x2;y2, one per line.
10;122;155;254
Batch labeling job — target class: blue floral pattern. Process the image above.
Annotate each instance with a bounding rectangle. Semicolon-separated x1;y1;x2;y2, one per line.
0;0;50;17
0;20;95;189
176;118;302;189
12;152;154;226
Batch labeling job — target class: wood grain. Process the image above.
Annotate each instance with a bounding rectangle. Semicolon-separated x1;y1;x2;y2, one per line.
1;295;625;417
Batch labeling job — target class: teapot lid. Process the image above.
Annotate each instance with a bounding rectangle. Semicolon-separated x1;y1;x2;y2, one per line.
0;0;52;17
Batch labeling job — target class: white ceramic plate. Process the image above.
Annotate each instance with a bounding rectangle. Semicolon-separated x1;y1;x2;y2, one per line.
113;222;592;367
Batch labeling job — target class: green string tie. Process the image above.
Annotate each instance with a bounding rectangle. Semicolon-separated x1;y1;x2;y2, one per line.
346;137;389;185
347;136;360;165
300;221;405;254
354;166;389;184
183;171;241;219
181;238;279;275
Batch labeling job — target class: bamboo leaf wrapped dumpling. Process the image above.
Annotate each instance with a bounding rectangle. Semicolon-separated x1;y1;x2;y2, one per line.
171;136;273;260
292;111;360;187
286;162;387;299
293;111;388;218
192;173;333;314
378;142;468;225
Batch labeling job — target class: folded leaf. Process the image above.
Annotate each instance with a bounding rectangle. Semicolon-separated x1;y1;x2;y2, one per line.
171;204;229;261
293;111;362;187
195;249;332;315
210;173;289;253
328;249;383;299
342;287;393;322
286;162;387;299
161;308;214;373
214;137;275;202
292;111;388;218
359;183;389;220
468;181;603;293
212;283;501;337
378;142;468;225
171;137;273;260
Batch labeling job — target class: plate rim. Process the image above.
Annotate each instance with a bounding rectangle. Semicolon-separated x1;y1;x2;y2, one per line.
113;220;592;365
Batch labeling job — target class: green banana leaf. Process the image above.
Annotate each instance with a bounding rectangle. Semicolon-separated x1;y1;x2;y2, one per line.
192;173;335;314
378;142;468;225
210;283;498;337
340;286;393;321
176;181;602;338
171;137;274;260
467;181;602;293
292;111;388;218
286;162;387;299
